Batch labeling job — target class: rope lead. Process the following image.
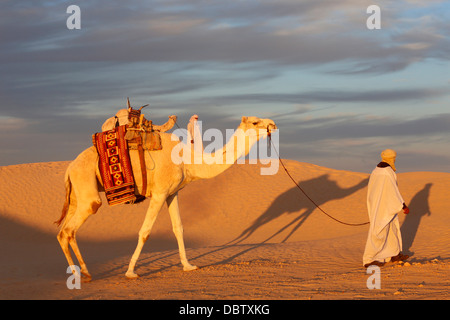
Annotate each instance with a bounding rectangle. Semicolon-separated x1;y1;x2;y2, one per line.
268;133;369;227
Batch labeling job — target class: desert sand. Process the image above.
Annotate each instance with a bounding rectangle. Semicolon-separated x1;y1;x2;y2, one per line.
0;159;448;300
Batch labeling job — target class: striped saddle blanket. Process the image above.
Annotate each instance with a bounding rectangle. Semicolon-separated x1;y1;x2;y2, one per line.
93;125;137;206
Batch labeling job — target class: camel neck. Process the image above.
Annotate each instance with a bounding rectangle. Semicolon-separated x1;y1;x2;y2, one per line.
185;126;260;181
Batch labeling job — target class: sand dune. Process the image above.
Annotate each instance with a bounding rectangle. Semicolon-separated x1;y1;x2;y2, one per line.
0;160;448;300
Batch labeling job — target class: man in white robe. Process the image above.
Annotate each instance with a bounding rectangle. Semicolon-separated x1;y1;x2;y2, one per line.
363;149;410;268
187;114;203;152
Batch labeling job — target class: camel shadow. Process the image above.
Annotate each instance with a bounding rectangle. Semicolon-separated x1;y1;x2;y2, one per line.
229;174;369;245
187;174;368;268
401;183;433;256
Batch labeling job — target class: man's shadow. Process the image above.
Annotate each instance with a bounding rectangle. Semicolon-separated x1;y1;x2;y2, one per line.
229;174;369;245
401;183;433;256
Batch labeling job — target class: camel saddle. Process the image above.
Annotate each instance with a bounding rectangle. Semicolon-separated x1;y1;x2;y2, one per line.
93;106;166;205
123;106;163;201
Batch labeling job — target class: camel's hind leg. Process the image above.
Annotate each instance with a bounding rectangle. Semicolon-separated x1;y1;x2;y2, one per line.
57;146;101;281
57;199;101;281
57;200;101;281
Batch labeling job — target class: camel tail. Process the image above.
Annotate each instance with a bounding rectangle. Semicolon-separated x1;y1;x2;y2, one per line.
55;169;72;227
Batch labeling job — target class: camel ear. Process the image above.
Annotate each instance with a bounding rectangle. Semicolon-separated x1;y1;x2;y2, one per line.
241;116;248;123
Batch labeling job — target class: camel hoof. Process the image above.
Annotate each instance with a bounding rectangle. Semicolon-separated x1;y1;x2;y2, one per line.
183;265;198;272
81;272;92;283
125;271;140;279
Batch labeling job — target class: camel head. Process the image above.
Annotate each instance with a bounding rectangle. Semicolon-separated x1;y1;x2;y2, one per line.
240;116;277;138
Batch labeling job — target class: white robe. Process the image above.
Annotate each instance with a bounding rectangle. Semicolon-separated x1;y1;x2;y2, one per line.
363;166;405;265
187;118;203;153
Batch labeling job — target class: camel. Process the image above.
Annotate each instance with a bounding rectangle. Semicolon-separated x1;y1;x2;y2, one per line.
55;115;277;280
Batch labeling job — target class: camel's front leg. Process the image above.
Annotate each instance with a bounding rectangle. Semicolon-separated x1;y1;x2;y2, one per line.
126;193;166;279
167;192;198;271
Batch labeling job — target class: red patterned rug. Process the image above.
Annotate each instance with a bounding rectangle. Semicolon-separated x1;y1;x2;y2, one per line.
93;125;137;206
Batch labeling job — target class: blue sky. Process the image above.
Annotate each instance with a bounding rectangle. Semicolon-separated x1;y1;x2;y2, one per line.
1;0;449;172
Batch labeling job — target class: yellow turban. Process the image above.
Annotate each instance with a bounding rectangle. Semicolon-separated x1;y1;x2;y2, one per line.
381;149;397;171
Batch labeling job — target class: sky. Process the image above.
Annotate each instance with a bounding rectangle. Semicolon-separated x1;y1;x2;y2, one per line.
1;0;449;173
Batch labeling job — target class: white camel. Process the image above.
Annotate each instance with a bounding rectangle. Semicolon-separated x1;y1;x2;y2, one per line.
56;116;277;280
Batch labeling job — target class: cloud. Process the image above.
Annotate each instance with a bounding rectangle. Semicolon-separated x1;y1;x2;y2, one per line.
0;0;449;172
0;117;30;132
1;0;448;72
280;113;450;142
191;87;449;106
276;112;450;172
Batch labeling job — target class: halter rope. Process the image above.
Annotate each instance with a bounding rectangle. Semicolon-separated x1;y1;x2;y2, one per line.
267;128;369;227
